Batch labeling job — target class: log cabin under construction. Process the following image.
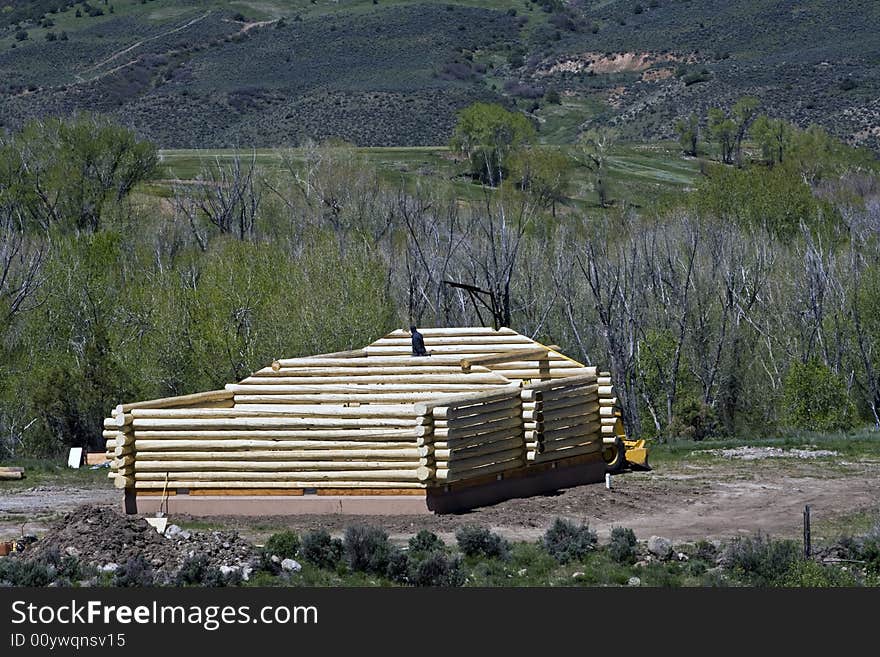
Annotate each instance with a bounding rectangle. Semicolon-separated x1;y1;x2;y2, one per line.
105;327;630;515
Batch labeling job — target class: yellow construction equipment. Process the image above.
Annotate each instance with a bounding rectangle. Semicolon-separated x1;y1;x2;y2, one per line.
601;410;650;472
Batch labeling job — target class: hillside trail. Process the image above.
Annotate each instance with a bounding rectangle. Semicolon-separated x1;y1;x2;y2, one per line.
3;449;878;547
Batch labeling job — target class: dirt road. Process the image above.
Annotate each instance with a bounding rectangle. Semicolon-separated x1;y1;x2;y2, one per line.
3;449;878;546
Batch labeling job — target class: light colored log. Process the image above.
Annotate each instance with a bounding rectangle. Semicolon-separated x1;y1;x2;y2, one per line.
273;356;467;369
432;396;520;420
0;471;23;480
440;447;525;472
598;385;613;397
439;439;524;464
131;417;421;430
134;439;419;451
114;476;134;489
133;428;420;439
599;397;617;406
115;413;133;428
436;408;521;431
250;366;490;378
308;348;368;359
492;370;587;380
433;435;524;460
133;480;427;490
374;335;532;347
113;455;135;468
600;406;616;417
134;448;428;460
135;460;424;472
232;393;494;404
540;394;599;413
597;376;612;385
532;441;601;463
541;420;602;442
524;430;543;442
436;415;522;439
435;456;522;482
237;373;508;385
414;385;520;415
114;445;135;458
114;389;233;413
520;389;542;402
541;406;600;425
541;432;602;453
522;371;598;392
134;469;425;482
539;383;600;401
523;421;543;431
131;405;419;418
427;423;523;449
226;383;511;394
460;347;551;371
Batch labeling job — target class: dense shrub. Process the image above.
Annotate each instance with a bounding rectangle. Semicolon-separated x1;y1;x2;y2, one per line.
778;560;858;587
409;530;445;556
344;525;394;575
408;552;465;587
300;530;344;569
781;359;856;432
722;534;800;586
543;518;597;564
264;531;300;559
175;555;209;586
608;527;638;564
455;526;511;560
114;555;155;587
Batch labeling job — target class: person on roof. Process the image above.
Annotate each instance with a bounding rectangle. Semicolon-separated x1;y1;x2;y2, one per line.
410;325;429;357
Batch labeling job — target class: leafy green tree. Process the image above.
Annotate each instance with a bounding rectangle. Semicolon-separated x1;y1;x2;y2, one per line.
450;103;536;186
0;115;156;232
707;107;736;164
675;113;700;156
576;127;616;207
509;146;571;216
781;359;856;432
750;115;791;166
732;96;760;166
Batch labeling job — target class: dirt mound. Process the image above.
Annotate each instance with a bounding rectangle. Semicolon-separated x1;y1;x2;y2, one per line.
24;505;255;578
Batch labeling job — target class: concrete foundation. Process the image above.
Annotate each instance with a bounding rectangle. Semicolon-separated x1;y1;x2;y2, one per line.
124;453;606;516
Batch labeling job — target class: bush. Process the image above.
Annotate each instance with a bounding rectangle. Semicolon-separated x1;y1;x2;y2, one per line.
0;558;52;587
385;548;409;584
608;527;637;564
264;531;300;559
409;552;465;587
175;555;209;586
722;534;800;586
300;530;344;569
114;555;155;587
781;359;856;432
409;530;445;556
542;518;597;564
344;525;393;575
778;560;858;587
455;526;510;560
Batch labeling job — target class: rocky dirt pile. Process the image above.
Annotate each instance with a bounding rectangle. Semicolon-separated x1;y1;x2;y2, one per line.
23;505;256;579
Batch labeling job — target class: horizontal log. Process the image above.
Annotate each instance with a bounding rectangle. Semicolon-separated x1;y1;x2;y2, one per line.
541;420;602;442
131;417;421;430
490;370;581;380
439;446;525;473
540;393;599;413
522;371;598;392
250;366;491;378
433;436;525;462
599;397;617;406
273;356;468;369
226;383;512;394
435;456;523;483
134;448;427;460
532;441;601;463
438;416;522;440
113;455;135;468
131;405;419;418
427;423;523;449
600;406;617;417
237;373;508;385
539;383;599;402
114;476;135;489
133;480;427;490
232;392;511;405
541;406;600;425
598;385;614;397
366;345;541;356
0;471;23;480
435;408;521;431
115;413;133;428
541;432;602;453
134;469;427;482
432;396;520;420
524;430;543;442
373;335;533;347
115;389;233;413
414;385;521;415
135;460;423;472
133;439;419;451
460;347;551;371
114;445;135;458
307;348;368;359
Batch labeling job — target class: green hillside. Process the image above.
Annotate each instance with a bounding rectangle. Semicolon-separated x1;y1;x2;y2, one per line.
0;1;878;149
